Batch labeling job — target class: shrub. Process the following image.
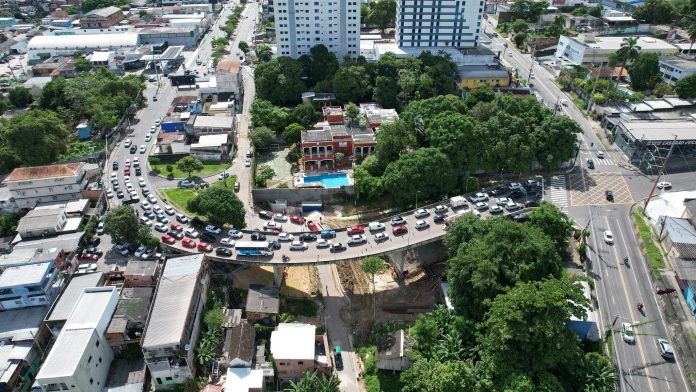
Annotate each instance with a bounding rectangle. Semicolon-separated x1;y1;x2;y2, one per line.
166;164;173;172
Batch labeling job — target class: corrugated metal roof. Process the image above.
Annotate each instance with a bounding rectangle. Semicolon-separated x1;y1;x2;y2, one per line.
664;217;696;259
270;323;315;360
46;273;103;322
142;254;204;350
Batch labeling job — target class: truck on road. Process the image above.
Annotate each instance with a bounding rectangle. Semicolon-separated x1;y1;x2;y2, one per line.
449;196;467;208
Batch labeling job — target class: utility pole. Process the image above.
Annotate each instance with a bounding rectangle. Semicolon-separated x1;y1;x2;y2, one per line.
586;61;604;111
643;135;678;212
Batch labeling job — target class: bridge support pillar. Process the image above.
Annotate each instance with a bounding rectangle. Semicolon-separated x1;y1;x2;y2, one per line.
273;265;285;287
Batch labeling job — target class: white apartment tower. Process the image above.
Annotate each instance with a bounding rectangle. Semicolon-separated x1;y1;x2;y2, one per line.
396;0;483;49
274;0;360;59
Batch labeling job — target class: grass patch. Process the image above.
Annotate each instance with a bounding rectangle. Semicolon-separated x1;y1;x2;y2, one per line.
160;178;235;216
359;346;404;392
632;210;665;277
59;139;105;161
280;297;317;317
149;159;231;179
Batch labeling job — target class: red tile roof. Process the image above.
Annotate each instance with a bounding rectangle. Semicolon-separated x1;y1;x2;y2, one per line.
5;163;83;182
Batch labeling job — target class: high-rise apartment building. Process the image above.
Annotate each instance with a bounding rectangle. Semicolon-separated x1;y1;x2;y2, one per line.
274;0;360;59
396;0;483;49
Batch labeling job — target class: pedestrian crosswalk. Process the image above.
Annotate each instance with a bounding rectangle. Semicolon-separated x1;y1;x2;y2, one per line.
593;158;615;166
548;176;569;212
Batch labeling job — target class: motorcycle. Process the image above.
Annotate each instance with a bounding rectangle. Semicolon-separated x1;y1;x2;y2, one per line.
637;302;644;312
624;257;629;267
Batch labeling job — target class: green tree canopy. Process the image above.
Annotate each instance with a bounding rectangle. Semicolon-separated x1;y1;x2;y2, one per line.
528;202;574;249
477;278;588;389
285;371;340;392
628;52;661;91
464;85;496;109
401;94;467;131
254;57;305;106
290;103;321;129
8;87;33;107
309;44;339;85
254;44;273;62
675;73;696;98
531;115;582;170
354;167;383;200
509;0;548;21
367;0;396;32
332;66;373;103
250;99;290;133
1;109;68;167
282;123;304;144
374;119;416;173
425;111;480;170
632;0;675;23
446;217;563;321
103;205;148;244
238;40;250;54
409;305;476;362
373;75;400;108
176;156;204;178
187;186;246;228
382;148;456;207
401;359;477;392
249;126;275;150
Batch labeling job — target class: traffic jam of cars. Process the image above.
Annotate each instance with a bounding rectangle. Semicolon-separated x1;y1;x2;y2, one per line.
155;179;544;260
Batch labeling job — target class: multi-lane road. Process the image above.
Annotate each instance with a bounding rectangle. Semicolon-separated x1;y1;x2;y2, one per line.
489;25;691;391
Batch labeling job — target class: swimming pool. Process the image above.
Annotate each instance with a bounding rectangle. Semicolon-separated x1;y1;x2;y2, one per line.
303;173;350;188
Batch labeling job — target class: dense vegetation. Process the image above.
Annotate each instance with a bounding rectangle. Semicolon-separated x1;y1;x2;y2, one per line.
356;88;582;207
397;207;615;392
255;46;457;109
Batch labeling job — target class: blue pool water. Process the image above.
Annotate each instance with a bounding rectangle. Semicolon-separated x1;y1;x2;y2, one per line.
303;173;349;188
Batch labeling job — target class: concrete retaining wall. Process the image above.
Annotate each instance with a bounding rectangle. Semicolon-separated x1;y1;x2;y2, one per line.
252;186;355;206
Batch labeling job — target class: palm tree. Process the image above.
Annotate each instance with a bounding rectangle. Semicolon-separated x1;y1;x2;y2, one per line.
614;37;641;86
688;24;696;55
285;371;340;392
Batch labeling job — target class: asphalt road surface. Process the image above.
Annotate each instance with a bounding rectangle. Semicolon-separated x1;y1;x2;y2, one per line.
485;21;690;391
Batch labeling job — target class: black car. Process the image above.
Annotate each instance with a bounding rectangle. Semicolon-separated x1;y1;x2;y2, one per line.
200;232;216;243
89;237;101;247
251;232;266;241
135;168;142;176
168;230;184;240
129;145;137;154
587;159;595;169
144;211;155;219
510;213;531;222
330;242;346;252
391;215;406;226
606;190;614;202
334;347;344;370
510;190;526;199
299;233;317;242
216;247;233;256
112;161;118;170
259;210;273;219
267;240;281;250
490;188;507;197
85;246;103;256
433;213;446;223
191;217;205;228
116;190;125;199
524;200;540;207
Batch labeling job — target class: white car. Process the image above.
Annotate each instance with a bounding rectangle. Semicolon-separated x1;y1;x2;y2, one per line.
656;181;672;190
153;205;163;214
228;229;243;239
603;230;614;244
154;223;168;233
347;234;367;245
278;232;294;241
164;206;175;215
145;134;152;142
150;126;157;133
264;221;282;231
147;195;158;204
125;159;131;167
138;177;146;187
509;182;522;190
415;220;429;229
205;225;222;235
139;216;152;226
134;245;147;258
489;205;504;214
244;158;251;167
124;139;132;148
218;171;230;180
129;190;138;199
434;205;448;214
185;228;200;238
155;119;161;125
133;157;140;167
273;213;288;222
110;172;118;180
139;145;147;154
140;201;151;211
475;201;488;211
622;322;635;344
220;237;236;246
126;183;134;192
414;208;429;218
496;197;511;206
316;238;332;248
176;213;189;223
470;192;488;202
106;189;113;198
374;232;389;242
289;241;308;250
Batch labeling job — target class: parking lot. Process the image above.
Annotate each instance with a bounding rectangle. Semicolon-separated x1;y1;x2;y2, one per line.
568;171;634;206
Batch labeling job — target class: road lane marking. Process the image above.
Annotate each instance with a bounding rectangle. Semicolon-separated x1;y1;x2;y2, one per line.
605;216;655;391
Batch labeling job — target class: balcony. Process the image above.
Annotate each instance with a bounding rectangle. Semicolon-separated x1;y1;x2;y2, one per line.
303;153;335;161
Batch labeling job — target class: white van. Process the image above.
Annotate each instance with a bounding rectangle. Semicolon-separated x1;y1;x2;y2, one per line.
369;222;385;232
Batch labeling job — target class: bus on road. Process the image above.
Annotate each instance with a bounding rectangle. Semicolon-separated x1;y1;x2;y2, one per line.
235;241;274;257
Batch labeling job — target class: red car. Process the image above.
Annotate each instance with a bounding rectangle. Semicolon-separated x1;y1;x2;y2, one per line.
170;223;184;232
161;234;176;244
290;215;306;224
392;225;408;236
182;238;197;248
307;221;319;232
347;225;364;235
79;253;99;261
123;167;130;174
197;242;213;252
